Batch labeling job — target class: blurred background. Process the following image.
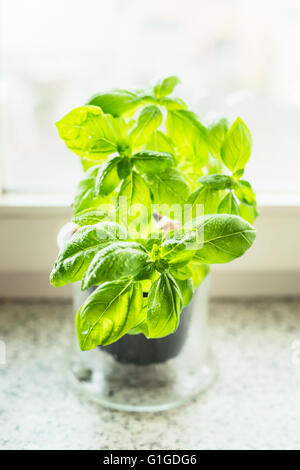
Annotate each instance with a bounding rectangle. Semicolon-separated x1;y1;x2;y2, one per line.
2;0;300;195
0;0;299;298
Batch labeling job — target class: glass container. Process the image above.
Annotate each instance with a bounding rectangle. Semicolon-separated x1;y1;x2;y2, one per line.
69;275;216;412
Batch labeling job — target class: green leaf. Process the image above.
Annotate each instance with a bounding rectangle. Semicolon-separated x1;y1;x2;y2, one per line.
186;214;256;264
50;222;127;287
117;157;131;180
234;179;256;205
169;264;193;280
218;191;240;215
86;89;142;117
80;157;102;172
198;174;235;190
207;117;229;157
94;156;122;196
146;273;183;338
142;232;164;252
177;159;202;189
188;261;209;289
128;318;149;336
73;173;96;215
154;76;181;99
73;209;114;226
130;105;163;148
116;171;152;226
186;186;222;220
233;179;258;223
239;203;259;224
132;150;175;174
166;110;209;160
233;169;244;179
206;155;224;175
174;278;194;307
82;241;153;290
56;106;122;160
146;130;174;154
56;106;121;160
160;97;187;110
160;230;197;266
76;280;144;349
72;170;111;216
220;117;252;172
170;258;209;288
145;168;191;207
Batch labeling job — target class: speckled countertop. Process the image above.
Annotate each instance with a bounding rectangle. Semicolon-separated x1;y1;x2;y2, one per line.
0;297;300;450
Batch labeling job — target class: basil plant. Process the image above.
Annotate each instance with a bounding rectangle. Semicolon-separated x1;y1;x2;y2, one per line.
50;76;257;351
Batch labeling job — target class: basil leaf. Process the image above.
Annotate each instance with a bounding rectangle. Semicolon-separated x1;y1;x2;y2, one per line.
177;159;202;189
186;214;256;264
166;110;209;159
133;150;175;174
174;278;194;307
81;157;102;172
72;173;100;215
50;222;127;287
160;97;187;110
171;259;209;288
72;169;114;216
160;230;197;266
146;130;174;154
154;76;181;99
117;157;131;180
198;174;235;191
143;232;164;252
234;179;256;205
116;171;152;225
186;186;222;220
145;168;191;206
56;106;121;160
129;318;149;336
146;273;183;338
233;169;244;179
188;261;209;289
82;241;153;290
233;179;258;222
169;264;193;280
220;117;252;172
239;203;259;224
130;105;163;148
206;155;224;175
94;156;122;196
73;209;114;226
207;117;229;157
76;280;144;349
86;89;142;117
218;191;239;215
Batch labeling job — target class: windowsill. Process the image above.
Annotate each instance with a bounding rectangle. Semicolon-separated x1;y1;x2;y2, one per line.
0;191;299;298
0;191;300;217
0;193;73;217
2;297;300;449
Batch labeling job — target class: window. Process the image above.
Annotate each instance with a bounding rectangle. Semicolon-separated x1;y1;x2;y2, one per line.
0;0;299;299
1;0;300;196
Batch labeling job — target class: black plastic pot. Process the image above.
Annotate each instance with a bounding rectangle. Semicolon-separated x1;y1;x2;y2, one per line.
98;302;192;366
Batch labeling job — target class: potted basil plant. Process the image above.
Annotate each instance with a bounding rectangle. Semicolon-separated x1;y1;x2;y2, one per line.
50;77;257;411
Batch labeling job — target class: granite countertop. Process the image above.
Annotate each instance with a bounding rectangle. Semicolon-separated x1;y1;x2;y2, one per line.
0;297;300;450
